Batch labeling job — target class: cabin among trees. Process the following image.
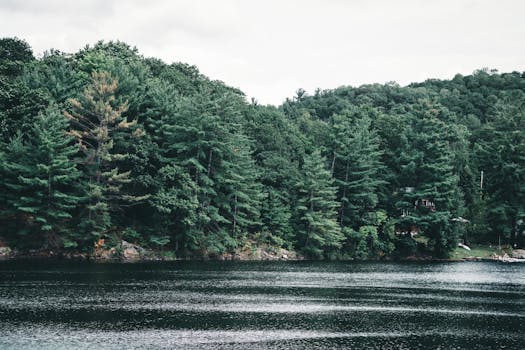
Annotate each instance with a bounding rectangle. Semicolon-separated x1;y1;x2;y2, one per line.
397;187;437;237
416;199;436;212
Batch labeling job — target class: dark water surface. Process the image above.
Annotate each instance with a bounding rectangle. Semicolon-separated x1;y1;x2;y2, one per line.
0;261;523;349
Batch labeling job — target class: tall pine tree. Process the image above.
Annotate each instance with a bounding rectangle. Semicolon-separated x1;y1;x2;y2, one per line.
396;101;462;257
476;92;525;246
330;109;385;229
296;150;344;258
0;106;81;247
66;71;138;238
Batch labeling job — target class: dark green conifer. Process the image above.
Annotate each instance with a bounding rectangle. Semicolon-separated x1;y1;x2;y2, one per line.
296;150;344;258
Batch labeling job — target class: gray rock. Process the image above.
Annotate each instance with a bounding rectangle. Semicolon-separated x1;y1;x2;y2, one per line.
123;246;141;261
511;249;525;259
98;247;117;260
121;240;145;261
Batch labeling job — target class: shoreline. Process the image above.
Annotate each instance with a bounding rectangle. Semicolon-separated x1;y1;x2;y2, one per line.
1;243;524;263
1;252;522;263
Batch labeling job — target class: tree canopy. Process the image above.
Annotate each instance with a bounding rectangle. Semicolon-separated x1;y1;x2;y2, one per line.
1;39;524;258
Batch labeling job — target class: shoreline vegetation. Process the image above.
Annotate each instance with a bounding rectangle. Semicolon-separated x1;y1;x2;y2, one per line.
1;38;524;262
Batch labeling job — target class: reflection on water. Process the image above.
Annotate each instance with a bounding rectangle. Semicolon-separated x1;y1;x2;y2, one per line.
0;261;523;349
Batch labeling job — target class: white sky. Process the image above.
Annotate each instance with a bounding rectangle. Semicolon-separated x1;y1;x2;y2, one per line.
1;0;524;105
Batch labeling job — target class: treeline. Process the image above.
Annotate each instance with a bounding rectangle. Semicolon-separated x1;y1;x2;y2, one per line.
0;38;524;259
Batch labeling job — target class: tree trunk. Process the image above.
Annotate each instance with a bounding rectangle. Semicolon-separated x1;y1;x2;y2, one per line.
340;161;349;226
305;189;314;247
232;194;238;237
207;149;213;177
194;147;200;184
330;150;336;178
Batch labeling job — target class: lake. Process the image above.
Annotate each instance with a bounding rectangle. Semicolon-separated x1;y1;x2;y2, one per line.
0;260;523;349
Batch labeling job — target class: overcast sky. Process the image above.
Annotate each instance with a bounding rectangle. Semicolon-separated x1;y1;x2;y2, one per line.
1;0;524;105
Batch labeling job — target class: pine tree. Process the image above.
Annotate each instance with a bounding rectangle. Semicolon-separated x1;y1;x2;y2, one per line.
149;163;199;251
157;91;257;254
0;107;81;247
243;105;303;248
329;109;388;258
260;187;293;247
22;107;81;245
0;133;32;238
158;94;227;253
66;71;138;238
217;134;263;244
296;150;344;258
330;109;385;229
476;92;525;246
396;101;462;257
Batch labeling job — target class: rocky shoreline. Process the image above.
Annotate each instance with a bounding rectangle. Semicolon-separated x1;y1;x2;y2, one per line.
1;243;524;263
0;240;302;262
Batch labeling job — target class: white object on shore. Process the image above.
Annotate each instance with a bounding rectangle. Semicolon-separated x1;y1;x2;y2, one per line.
452;217;470;223
458;243;471;251
497;256;525;263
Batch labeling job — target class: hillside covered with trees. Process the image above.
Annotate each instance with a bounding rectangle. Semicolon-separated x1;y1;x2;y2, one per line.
0;38;524;259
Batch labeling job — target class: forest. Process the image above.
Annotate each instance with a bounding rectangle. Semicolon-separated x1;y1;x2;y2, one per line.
0;37;524;259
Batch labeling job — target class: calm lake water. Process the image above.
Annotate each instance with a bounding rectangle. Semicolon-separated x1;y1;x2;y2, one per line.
0;260;524;349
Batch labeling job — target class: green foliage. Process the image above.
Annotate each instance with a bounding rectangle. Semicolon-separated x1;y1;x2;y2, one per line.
343;211;395;259
0;106;82;247
0;38;47;141
476;91;525;247
66;71;141;238
0;37;33;77
329;108;386;229
296;150;344;258
62;239;79;249
149;235;170;247
392;101;463;257
1;38;524;258
121;228;142;242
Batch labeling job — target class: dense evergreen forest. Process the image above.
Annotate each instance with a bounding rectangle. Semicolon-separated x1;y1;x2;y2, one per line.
1;38;524;259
